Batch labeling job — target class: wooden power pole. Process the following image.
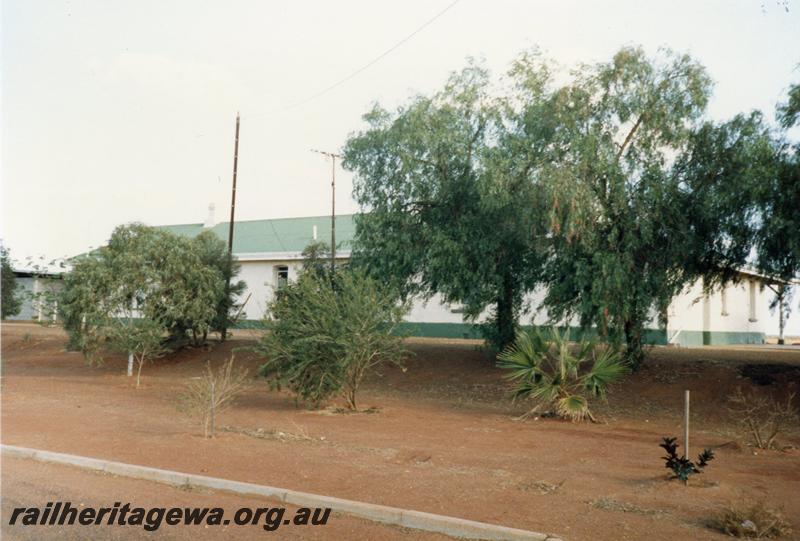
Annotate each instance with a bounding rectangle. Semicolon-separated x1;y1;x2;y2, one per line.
228;113;241;252
221;113;240;341
311;149;341;275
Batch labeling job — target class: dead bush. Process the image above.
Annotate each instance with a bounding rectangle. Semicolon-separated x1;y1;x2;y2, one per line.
709;502;792;538
178;355;250;438
727;387;799;450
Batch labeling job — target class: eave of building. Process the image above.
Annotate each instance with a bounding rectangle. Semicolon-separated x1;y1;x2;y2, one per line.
235;250;353;262
733;266;799;285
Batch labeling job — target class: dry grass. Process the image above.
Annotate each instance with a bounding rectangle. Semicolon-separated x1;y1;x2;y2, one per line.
727;387;799;449
176;355;250;438
219;424;317;443
708;502;792;538
517;480;565;495
590;497;666;516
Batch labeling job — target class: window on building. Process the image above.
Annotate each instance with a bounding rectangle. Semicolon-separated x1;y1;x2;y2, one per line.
748;280;757;322
275;265;289;289
720;285;729;316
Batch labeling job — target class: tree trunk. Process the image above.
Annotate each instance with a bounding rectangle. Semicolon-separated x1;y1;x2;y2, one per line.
136;359;144;388
624;318;645;370
495;273;517;352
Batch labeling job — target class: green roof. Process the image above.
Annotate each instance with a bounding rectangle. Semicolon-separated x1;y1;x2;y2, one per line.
157;214;357;255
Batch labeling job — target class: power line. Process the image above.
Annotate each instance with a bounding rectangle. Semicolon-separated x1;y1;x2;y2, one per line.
244;0;462;120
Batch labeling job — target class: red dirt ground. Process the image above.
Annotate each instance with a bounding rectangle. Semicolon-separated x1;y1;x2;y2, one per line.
2;323;799;540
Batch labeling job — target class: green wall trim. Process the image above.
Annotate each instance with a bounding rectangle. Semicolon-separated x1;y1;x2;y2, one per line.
233;319;267;330
395;322;484;339
671;330;765;347
394;322;669;345
238;319;763;347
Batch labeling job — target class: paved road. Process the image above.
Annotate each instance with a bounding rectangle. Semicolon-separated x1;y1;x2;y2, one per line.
1;457;449;540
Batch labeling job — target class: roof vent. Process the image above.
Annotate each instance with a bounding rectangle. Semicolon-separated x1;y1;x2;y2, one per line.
203;203;215;228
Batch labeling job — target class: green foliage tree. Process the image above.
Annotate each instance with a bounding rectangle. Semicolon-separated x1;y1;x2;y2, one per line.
1;247;22;319
60;224;236;374
190;231;246;341
750;83;800;343
540;48;778;368
540;47;711;368
343;61;549;351
300;240;333;281
497;328;628;422
257;266;408;410
345;46;789;365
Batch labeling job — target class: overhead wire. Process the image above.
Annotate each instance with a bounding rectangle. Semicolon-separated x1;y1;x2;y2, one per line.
242;0;463;120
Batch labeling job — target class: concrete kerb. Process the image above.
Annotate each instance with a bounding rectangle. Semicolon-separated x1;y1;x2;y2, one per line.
2;444;563;541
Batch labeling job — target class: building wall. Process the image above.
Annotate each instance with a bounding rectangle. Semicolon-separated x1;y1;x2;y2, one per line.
666;276;800;346
236;258;799;345
6;276;62;322
237;260;303;321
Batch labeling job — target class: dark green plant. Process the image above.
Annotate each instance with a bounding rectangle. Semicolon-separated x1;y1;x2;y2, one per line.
497;327;628;422
1;246;22;319
659;437;714;482
300;240;333;281
191;230;246;341
257;267;408;410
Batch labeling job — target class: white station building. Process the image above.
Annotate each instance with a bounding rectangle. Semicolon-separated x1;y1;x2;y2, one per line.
158;207;799;346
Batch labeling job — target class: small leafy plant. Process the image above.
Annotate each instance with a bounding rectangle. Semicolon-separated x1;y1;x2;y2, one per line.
660;437;714;482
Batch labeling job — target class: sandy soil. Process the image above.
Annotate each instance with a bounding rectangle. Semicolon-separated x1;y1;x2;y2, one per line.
2;322;799;541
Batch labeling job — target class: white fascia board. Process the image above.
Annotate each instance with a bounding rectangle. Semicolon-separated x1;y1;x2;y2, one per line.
234;250;352;262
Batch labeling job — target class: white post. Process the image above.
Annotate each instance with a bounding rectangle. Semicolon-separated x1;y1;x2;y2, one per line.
127;353;134;377
34;279;42;322
52;300;58;323
684;390;690;485
778;286;785;346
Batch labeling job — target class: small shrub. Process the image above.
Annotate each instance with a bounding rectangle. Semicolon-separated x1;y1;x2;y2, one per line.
256;267;408;410
709;502;792;538
727;387;799;450
178;355;250;438
497;327;628;422
108;318;168;388
659;436;714;482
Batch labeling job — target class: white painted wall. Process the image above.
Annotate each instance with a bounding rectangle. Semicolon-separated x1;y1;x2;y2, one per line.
236;256;799;340
237;260;303;320
666;276;800;341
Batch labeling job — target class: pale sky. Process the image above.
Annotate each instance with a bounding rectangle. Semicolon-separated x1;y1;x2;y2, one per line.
2;0;799;265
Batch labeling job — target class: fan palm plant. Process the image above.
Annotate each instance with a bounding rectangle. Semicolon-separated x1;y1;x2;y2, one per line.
497;327;628;422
